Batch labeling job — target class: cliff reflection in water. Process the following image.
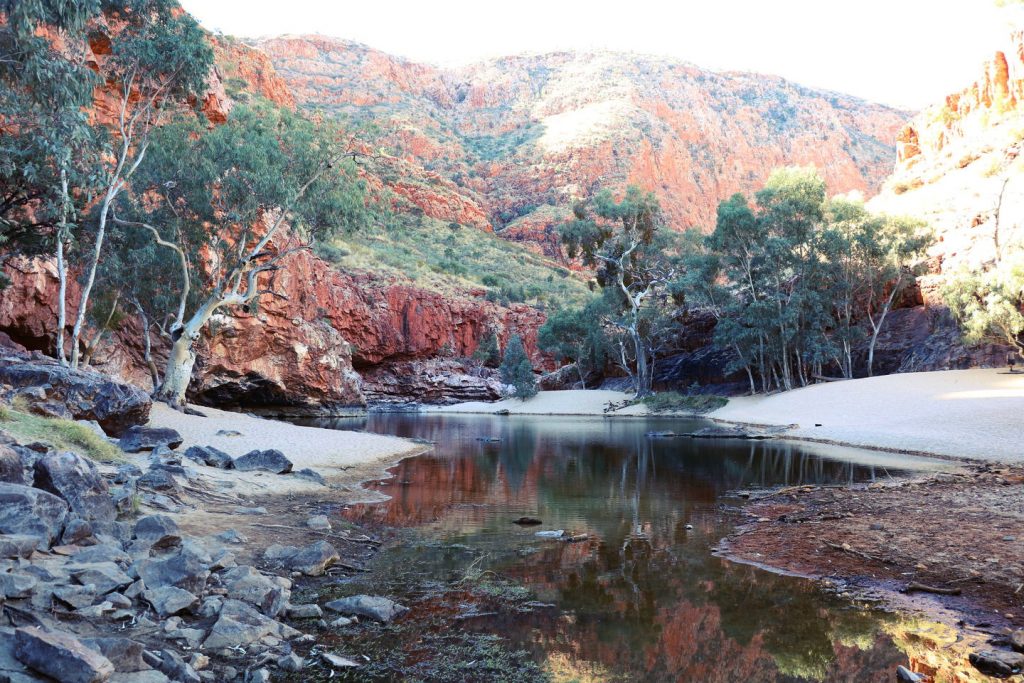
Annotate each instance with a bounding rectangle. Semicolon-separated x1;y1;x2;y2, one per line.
318;414;928;681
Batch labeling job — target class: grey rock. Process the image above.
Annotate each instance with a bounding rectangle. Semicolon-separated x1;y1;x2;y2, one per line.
111;673;169;683
223;566;288;616
306;515;331;530
287;603;322;619
135;545;211;594
61;518;94;545
233;506;267;516
0;483;69;547
144;586;198;617
262;544;299;563
75;600;115;618
69;562;133;594
244;668;271;683
969;650;1024;677
293;468;326;486
278;653;304;672
202;599;282;651
53;584;98;609
198;596;224;619
118;426;182;453
216;529;247;545
329;616;353;628
0;572;37;599
82;637;149;672
33;451;115;523
14;626;115;683
183;446;234;469
136;469;183;494
323;595;408;623
322;652;360;668
284;540;339;576
209;547;236;571
1009;628;1024;654
895;665;926;682
106;592;132;609
232;449;292;474
0;356;150;436
113;464;143;484
133;515;181;551
144;649;200;683
0;535;41;559
72;544;131;567
0;444;27;485
165;627;205;649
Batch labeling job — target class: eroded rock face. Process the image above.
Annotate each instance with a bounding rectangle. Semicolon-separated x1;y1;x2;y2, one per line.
256;36;906;239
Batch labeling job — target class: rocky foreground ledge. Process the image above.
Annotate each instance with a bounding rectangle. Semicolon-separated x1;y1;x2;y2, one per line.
0;355;426;682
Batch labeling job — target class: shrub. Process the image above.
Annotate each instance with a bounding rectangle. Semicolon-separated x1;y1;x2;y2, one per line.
641;392;727;414
0;404;123;462
499;334;537;400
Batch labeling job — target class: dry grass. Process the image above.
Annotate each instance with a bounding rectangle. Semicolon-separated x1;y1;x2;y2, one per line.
0;402;124;462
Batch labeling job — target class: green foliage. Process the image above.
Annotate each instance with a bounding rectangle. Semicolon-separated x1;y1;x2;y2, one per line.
0;403;123;462
537;298;612;384
499;334;537;400
641;392;728;414
559;185;681;397
683;166;932;392
943;254;1024;356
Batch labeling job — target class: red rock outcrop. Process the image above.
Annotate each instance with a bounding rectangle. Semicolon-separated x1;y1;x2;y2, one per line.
255;36;907;240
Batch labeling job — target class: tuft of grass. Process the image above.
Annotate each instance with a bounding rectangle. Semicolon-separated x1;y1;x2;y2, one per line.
642;392;728;414
0;403;124;462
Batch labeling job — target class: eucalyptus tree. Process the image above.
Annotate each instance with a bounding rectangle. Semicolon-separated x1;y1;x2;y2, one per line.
67;0;212;368
0;0;105;360
110;102;369;407
537;298;612;388
560;186;678;398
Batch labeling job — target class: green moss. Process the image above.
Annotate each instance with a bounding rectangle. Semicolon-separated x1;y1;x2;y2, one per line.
641;392;728;414
0;403;124;462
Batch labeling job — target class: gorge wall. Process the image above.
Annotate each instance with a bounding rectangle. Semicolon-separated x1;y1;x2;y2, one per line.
256;36;908;248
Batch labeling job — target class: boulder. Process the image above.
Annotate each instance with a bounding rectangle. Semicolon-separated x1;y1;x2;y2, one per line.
13;627;115;683
133;515;181;550
263;540;338;576
33;451;115;523
202;599;284;651
231;449;292;474
222;566;288;616
969;650;1024;677
118;426;182;453
61;518;94;545
143;649;200;683
0;535;41;559
0;357;150;436
0;444;27;485
54;585;98;609
278;653;304;672
323;595;408;623
0;483;69;547
134;545;211;594
69;562;133;594
294;468;326;486
306;515;331;530
81;638;149;673
287;604;322;619
136;469;183;494
144;586;198;617
183;445;234;469
0;572;38;599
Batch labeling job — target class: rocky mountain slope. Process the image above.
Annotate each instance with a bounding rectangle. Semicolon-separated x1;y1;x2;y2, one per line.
255;36;908;257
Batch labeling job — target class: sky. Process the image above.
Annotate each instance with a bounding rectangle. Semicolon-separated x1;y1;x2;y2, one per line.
179;0;1016;110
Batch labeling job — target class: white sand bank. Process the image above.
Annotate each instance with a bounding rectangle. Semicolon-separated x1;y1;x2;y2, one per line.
145;403;426;495
426;389;650;416
709;368;1024;461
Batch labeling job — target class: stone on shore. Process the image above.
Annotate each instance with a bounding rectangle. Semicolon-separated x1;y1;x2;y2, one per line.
0;483;69;547
33;451;116;523
14;627;115;683
970;650;1024;677
231;449;293;474
183;445;234;469
263;540;339;576
323;595;408;623
118;426;183;453
144;586;199;617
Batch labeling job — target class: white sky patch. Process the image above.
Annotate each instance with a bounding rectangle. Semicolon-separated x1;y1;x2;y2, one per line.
180;0;1016;110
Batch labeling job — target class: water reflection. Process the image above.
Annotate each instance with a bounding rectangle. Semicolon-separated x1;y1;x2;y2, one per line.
311;414;943;681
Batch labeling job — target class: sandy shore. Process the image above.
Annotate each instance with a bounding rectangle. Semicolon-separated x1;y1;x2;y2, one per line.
432;369;1024;462
427;389;649;416
709;368;1024;462
145;403;427;496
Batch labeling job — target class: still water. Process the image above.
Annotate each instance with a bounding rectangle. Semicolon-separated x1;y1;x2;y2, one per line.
304;414;949;682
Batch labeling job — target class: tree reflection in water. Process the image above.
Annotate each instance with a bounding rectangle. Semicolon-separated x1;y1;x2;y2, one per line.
302;414;938;681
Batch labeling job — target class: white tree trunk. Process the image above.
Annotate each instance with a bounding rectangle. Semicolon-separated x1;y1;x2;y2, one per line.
155;333;197;408
55;236;68;365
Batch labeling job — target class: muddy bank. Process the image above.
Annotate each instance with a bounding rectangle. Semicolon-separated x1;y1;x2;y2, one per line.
718;463;1024;679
